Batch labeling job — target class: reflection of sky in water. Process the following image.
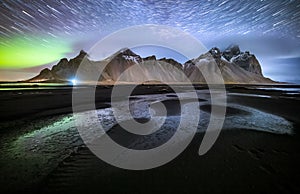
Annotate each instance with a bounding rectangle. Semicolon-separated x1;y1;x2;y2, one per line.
0;115;80;189
0;91;295;188
256;87;300;93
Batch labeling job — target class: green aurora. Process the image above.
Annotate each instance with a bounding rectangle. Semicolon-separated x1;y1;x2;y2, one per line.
0;35;72;68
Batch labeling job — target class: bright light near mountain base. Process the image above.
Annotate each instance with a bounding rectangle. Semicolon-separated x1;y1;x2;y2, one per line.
71;79;77;85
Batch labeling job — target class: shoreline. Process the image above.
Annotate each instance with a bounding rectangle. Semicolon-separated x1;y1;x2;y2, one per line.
0;84;299;121
0;85;300;193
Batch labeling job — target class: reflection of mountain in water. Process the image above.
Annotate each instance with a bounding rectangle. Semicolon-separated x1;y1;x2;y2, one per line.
28;45;275;84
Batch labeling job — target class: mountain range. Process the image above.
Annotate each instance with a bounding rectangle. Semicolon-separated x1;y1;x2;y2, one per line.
28;45;275;84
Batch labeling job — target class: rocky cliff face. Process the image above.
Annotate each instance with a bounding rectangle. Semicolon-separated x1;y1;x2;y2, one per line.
99;48;186;83
29;68;57;82
222;44;241;61
28;45;274;84
102;48;143;81
184;46;272;83
51;50;86;79
28;50;89;82
222;45;263;76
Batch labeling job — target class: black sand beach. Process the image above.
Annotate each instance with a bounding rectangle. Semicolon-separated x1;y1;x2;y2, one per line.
0;84;300;193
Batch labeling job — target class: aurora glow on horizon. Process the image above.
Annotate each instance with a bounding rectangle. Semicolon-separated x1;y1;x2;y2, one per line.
0;35;72;68
0;0;299;82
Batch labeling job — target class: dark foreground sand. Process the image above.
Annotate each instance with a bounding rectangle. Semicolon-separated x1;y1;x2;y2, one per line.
39;130;300;194
0;84;300;193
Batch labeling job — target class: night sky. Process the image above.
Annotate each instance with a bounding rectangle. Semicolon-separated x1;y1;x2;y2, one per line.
0;0;299;82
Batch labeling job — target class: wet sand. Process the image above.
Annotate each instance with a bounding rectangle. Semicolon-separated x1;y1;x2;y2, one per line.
40;130;300;194
0;84;300;193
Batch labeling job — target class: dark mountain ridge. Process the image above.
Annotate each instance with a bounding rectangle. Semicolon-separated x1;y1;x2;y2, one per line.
28;45;275;84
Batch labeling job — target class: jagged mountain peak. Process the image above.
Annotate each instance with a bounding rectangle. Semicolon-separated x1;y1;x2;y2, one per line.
209;47;222;59
28;46;275;84
112;48;143;64
75;50;88;59
158;57;182;69
143;55;157;61
115;48;138;56
222;44;241;61
121;48;136;55
104;48;141;63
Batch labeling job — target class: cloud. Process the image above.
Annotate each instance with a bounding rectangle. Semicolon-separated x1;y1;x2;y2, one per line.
202;34;300;59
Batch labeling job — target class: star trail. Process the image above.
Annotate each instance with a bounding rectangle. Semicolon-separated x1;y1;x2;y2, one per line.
0;0;299;82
